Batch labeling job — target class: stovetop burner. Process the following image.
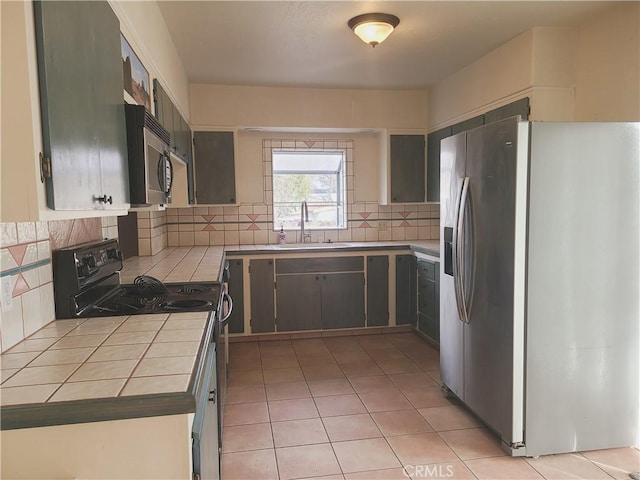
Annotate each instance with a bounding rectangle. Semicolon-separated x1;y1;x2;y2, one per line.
177;285;216;295
160;299;214;310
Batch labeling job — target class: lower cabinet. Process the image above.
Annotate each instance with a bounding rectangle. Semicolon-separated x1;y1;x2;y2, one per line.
249;259;275;333
274;274;322;331
367;256;389;326
227;252;439;336
275;257;365;331
226;259;244;334
417;258;440;344
319;272;366;329
396;255;417;326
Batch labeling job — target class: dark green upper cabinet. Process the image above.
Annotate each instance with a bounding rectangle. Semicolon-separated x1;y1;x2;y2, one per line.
34;1;128;210
390;134;426;203
484;97;530;124
154;79;194;203
426;98;529;202
193;131;237;204
426;127;452;203
451;115;484;135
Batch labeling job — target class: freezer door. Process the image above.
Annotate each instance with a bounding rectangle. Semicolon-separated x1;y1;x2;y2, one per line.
524;122;640;455
464;118;519;446
439;132;467;398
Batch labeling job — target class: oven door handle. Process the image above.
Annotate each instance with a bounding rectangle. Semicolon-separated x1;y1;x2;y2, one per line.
220;292;233;326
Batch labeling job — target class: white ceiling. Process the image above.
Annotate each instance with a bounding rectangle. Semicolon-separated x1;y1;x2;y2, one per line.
157;1;616;90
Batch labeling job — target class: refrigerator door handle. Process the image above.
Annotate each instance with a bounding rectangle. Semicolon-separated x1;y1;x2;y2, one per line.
457;176;471;323
459;176;474;323
453;177;470;323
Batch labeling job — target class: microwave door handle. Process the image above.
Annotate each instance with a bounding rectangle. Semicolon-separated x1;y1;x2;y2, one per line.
165;155;173;196
156;154;165;195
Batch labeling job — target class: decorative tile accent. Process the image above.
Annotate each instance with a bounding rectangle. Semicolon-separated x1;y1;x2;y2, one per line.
12;275;29;296
8;245;27;266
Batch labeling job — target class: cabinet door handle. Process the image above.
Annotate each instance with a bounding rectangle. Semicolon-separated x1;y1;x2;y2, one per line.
94;194;112;205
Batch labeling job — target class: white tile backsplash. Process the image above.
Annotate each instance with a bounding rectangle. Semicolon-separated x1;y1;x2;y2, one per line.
1;299;25;352
1;223;18;247
0;222;58;352
16;223;37;244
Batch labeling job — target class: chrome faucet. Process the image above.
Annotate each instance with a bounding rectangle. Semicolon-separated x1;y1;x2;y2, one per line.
300;201;311;243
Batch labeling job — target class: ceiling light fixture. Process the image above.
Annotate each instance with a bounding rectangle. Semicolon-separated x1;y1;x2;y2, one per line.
348;13;400;48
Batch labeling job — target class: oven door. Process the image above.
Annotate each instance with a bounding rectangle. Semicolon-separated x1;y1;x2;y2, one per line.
192;336;219;480
144;128;172;205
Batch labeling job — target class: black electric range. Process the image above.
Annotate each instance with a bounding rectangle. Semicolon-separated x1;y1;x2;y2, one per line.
52;239;221;319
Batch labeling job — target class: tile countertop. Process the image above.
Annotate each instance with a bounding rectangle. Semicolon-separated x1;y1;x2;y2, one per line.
119;246;226;284
0;240;439;430
225;240;440;257
0;311;212;430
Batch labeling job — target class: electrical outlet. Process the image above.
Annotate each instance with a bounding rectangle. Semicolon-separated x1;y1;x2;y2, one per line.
1;277;13;312
378;220;388;231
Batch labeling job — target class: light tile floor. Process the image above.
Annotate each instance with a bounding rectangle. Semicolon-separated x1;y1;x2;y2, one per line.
222;332;640;480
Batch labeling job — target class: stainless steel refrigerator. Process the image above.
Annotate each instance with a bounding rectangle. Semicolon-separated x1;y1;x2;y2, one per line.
439;117;639;456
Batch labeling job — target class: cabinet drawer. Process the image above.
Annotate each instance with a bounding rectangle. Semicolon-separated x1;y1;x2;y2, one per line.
418;280;436;314
418;260;436;281
276;256;364;274
418;312;439;342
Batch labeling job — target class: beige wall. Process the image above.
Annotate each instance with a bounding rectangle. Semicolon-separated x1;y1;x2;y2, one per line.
1;1;50;222
574;2;640;121
190;84;428;130
189;85;428;209
427;4;640;128
427;30;535;129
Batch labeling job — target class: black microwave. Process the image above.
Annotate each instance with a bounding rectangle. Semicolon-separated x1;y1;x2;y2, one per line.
124;104;172;206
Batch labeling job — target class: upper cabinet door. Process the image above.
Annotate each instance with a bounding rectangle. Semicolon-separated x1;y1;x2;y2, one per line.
93;2;129;210
484;97;530;124
426;126;452;202
193;131;237;204
390;134;426;203
451;115;484;135
33;1;128;210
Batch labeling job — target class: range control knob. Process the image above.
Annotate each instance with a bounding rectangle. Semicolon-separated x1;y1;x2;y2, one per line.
77;255;95;277
85;255;97;268
107;248;123;261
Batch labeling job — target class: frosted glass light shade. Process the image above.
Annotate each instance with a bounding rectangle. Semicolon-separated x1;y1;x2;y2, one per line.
348;13;400;47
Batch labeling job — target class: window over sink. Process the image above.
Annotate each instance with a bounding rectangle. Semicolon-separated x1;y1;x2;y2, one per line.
272;150;347;230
